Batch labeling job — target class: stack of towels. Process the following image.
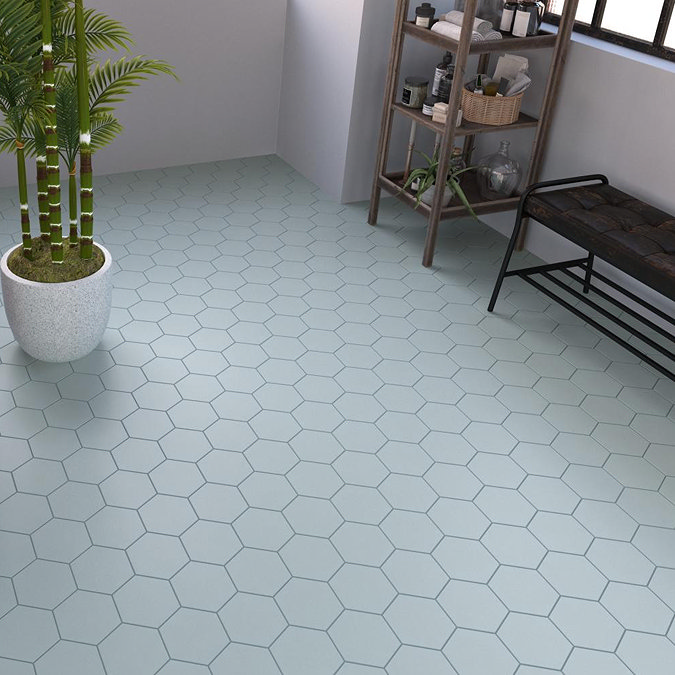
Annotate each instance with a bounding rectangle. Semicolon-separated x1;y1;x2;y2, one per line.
431;10;503;42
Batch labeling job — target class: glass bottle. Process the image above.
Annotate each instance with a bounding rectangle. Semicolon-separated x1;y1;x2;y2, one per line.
476;140;522;200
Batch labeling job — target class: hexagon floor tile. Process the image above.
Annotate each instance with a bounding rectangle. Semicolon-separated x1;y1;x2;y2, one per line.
0;155;673;674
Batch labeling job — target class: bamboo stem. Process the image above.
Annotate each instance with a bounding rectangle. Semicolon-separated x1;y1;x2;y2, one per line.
75;0;93;259
68;164;78;246
41;0;64;264
16;141;32;260
36;156;49;240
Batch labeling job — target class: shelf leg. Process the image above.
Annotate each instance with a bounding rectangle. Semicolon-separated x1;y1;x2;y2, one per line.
422;0;478;268
368;186;382;226
404;121;418;182
517;0;580;248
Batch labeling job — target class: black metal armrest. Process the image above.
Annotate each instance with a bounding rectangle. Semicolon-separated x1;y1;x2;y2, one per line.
518;174;609;212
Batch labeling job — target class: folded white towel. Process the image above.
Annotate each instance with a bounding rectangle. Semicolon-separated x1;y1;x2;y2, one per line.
442;10;492;36
483;30;503;41
431;21;483;42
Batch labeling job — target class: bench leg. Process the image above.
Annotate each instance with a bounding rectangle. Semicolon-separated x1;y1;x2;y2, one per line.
583;252;594;294
488;201;527;313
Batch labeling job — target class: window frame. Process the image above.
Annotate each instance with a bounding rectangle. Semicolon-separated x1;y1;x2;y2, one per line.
544;0;675;63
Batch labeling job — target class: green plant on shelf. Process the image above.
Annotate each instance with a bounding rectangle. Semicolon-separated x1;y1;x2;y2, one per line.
401;147;476;216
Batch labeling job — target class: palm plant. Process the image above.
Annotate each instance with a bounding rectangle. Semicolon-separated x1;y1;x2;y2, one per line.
33;0;131;247
73;50;175;258
1;0;174;269
51;54;175;253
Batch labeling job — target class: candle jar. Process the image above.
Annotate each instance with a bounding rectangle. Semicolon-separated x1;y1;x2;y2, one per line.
402;77;429;109
415;2;436;28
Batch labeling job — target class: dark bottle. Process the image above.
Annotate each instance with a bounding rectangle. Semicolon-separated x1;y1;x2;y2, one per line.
437;63;455;104
432;51;453;96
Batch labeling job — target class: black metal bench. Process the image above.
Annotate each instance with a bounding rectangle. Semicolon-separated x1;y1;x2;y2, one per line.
488;175;675;380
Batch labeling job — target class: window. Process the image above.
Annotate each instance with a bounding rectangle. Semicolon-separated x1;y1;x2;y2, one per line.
545;0;675;62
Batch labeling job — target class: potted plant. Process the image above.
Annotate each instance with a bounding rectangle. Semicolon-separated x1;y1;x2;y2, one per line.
0;0;175;362
402;146;476;214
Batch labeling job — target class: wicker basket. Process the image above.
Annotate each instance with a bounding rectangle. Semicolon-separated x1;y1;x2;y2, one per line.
461;86;523;126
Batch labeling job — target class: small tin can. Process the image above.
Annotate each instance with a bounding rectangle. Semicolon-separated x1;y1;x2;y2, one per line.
422;97;436;116
402;77;429;109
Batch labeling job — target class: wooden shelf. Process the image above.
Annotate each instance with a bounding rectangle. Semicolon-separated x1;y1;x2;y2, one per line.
402;21;557;54
369;0;580;267
378;170;521;220
392;102;539;137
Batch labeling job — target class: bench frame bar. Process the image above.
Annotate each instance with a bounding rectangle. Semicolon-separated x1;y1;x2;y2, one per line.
488;175;675;381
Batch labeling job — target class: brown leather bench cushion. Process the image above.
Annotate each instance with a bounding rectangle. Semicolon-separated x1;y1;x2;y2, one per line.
525;183;675;302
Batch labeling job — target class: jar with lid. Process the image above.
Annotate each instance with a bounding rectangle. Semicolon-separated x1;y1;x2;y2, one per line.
415;3;436;28
402;77;428;109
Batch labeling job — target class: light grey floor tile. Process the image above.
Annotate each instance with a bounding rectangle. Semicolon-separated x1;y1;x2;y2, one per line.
0;156;673;674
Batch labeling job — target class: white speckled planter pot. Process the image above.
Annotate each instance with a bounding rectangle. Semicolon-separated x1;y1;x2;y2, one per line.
1;243;112;363
420;184;453;208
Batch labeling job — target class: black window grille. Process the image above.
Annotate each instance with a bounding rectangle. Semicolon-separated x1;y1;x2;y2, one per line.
545;0;675;62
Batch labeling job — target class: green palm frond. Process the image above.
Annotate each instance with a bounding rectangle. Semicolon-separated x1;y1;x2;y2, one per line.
0;69;46;138
89;56;177;115
52;65;126;162
0;0;43;74
30;117;46;156
53;7;133;62
0;124;17;153
54;68;79;165
90;113;123;152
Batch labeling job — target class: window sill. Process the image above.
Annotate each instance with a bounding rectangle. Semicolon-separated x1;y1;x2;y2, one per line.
541;22;675;75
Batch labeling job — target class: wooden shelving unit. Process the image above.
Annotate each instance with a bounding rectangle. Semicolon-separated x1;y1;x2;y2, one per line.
369;0;580;267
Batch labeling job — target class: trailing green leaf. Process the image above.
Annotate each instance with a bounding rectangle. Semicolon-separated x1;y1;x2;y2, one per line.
89;56;177;115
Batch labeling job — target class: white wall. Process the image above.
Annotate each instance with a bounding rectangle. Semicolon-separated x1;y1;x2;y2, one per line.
276;0;366;201
341;0;445;203
0;0;287;187
277;0;457;202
